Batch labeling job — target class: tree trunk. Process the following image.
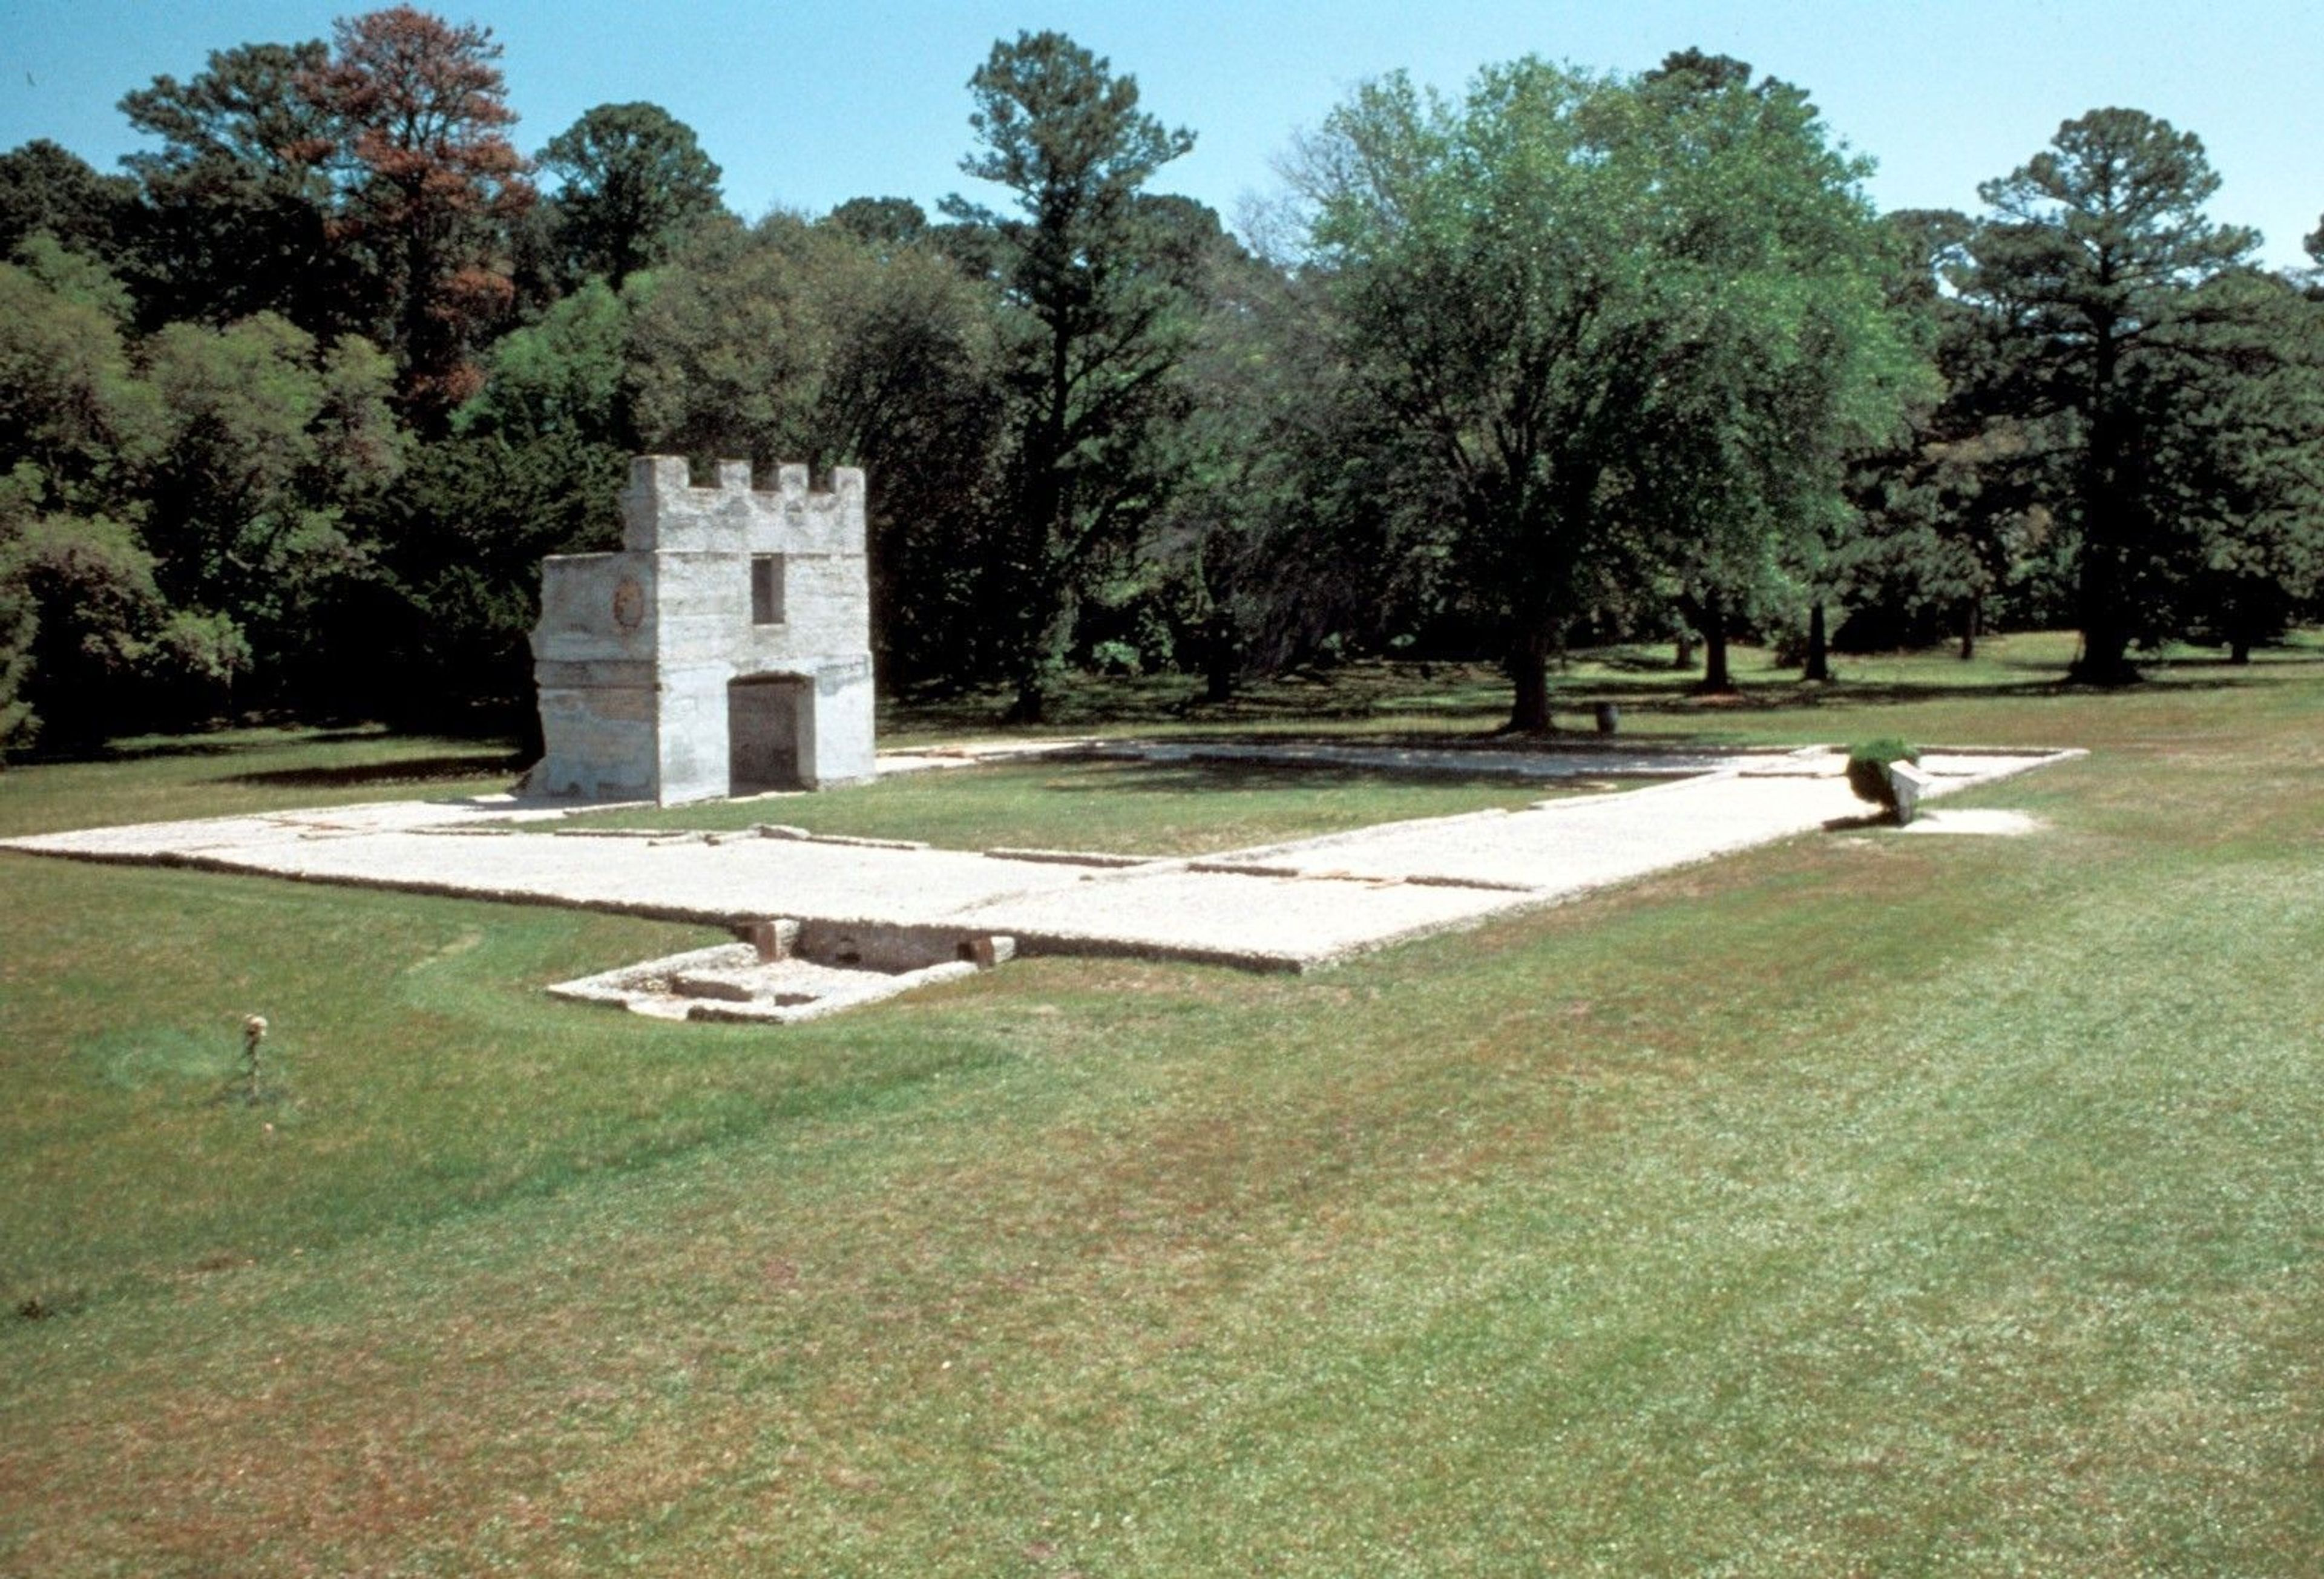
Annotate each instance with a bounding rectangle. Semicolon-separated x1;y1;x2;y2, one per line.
2068;329;2141;687
1802;602;1831;683
2069;622;2139;686
1005;677;1047;724
1506;622;1552;732
2069;557;2141;686
1003;581;1071;724
2229;638;2251;666
1696;589;1734;694
1202;612;1237;703
1959;597;1979;661
1673;629;1694;670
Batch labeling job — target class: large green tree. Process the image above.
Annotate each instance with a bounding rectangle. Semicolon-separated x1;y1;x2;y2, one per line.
142;312;404;691
1963;108;2260;683
1625;51;1923;693
537;102;723;288
1296;54;1908;727
0;139;138;268
0;248;158;747
0;243;159;511
0;229;418;739
628;214;1006;687
944;30;1198;721
118;41;349;333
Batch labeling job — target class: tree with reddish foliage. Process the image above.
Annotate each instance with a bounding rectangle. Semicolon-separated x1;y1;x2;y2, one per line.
300;5;534;428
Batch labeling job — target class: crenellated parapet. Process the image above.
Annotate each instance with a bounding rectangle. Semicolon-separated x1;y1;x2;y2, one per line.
619;455;867;556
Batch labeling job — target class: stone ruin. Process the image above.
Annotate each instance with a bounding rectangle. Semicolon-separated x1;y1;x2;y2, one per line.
547;919;1017;1025
525;456;876;804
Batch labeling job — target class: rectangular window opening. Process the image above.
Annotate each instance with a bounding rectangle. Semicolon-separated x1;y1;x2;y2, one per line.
750;554;784;625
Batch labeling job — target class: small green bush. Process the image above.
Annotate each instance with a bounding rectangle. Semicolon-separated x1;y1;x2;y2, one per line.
1846;737;1920;810
1089;640;1141;677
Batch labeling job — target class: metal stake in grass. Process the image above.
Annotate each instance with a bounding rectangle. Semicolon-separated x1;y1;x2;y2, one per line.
241;1015;268;1103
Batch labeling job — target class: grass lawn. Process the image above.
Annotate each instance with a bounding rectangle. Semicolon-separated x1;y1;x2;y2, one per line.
550;755;1604;855
4;632;2323;1574
0;725;522;839
873;627;2104;744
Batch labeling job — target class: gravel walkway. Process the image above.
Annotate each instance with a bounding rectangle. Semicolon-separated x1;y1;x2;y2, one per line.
4;744;2078;973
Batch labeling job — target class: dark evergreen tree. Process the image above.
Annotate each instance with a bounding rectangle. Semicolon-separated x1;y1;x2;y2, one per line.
942;30;1198;721
117;41;351;333
2144;270;2324;661
1965;108;2260;683
537;102;723;288
1836;209;2044;658
0;139;139;268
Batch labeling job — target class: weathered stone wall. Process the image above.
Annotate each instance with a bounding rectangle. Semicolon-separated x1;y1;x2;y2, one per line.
527;456;876;803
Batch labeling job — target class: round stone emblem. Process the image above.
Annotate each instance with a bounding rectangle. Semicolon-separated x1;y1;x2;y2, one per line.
611;576;645;631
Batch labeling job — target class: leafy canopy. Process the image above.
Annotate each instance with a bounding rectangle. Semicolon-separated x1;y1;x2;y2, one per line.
538;102;722;287
943;30;1200;718
1295;52;1911;722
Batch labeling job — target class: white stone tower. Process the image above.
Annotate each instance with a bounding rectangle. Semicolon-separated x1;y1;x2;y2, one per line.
526;456;877;804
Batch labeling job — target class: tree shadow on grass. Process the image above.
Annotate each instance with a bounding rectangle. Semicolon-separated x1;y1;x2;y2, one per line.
1111;724;1727;752
1567;671;2267;712
20;724;451;768
1586;646;1699;675
2154;652;2324;672
216;753;526;790
1031;759;1628;798
1595;678;2076;709
21;737;251;766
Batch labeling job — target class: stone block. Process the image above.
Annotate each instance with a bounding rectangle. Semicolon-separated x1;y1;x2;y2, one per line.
1886;760;1935;826
961;934;1016;968
738;918;800;962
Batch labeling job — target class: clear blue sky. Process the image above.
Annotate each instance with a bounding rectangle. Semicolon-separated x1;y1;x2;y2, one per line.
3;0;2318;269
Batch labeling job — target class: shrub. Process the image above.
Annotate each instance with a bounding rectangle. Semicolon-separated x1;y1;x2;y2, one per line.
1089;639;1141;677
1846;737;1920;812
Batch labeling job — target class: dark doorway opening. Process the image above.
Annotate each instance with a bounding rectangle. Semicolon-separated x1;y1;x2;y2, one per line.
729;674;809;792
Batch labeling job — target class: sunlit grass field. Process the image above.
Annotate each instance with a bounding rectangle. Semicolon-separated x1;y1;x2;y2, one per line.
550;756;1620;855
4;631;2323;1574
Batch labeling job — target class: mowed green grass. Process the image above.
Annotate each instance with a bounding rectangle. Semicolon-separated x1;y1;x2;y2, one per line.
879;630;2116;742
553;755;1580;855
4;633;2324;1574
0;725;522;839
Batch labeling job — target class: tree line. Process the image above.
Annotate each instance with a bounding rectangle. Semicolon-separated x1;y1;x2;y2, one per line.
3;7;2320;757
